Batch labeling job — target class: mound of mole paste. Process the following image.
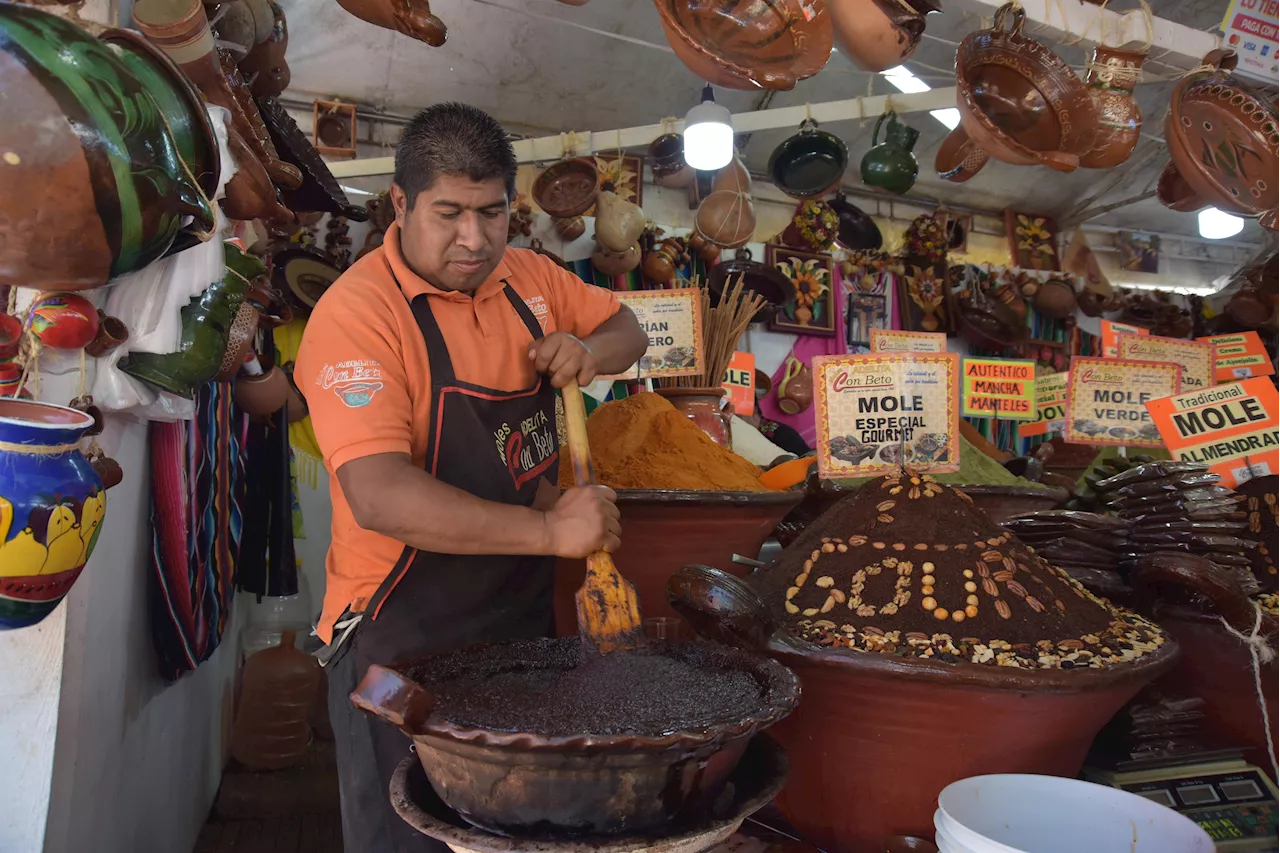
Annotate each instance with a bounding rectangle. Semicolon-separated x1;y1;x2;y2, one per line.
406;638;766;737
557;392;769;492
753;470;1168;671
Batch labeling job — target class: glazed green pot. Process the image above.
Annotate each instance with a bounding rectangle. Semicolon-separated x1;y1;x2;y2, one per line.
0;3;216;291
860;110;920;195
121;244;265;398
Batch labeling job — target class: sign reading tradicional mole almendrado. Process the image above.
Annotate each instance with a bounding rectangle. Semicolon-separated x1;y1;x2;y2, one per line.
813;352;961;480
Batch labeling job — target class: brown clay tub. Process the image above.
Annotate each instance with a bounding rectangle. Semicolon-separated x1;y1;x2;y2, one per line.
669;566;1178;853
351;637;800;836
1133;554;1278;771
554;490;803;636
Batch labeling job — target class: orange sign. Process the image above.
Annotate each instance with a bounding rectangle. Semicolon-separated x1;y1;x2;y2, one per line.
1064;356;1182;447
1100;320;1148;358
1197;331;1276;384
1116;333;1215;391
1146;377;1279;487
812;352;960;480
869;329;947;353
722;351;756;417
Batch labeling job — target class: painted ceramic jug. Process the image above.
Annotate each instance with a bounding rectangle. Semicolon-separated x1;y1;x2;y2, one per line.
0;400;106;630
0;4;216;291
860;111;920;194
1079;45;1145;169
121;243;264;397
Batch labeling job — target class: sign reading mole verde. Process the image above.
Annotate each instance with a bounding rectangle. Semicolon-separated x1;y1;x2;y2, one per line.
1064;356;1182;447
813;353;960;479
1146;377;1279;487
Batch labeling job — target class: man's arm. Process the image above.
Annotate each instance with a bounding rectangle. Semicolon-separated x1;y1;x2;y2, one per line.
337;452;620;557
528;303;647;388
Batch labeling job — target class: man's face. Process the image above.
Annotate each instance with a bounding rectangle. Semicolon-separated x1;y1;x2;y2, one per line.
390;174;509;293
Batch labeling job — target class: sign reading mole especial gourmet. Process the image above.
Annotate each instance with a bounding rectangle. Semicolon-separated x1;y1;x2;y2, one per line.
606;289;704;380
1064;356;1182;447
813;353;960;479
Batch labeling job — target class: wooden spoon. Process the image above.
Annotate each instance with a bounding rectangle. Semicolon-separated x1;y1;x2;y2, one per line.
560;380;642;656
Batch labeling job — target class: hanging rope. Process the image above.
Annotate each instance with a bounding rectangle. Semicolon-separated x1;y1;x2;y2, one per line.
1218;602;1278;780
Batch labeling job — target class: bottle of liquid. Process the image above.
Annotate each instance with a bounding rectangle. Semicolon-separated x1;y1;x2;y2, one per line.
231;629;322;770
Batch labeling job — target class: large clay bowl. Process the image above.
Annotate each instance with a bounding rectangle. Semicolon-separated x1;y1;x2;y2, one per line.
1157;162;1206;213
709;249;790;323
668;566;1180;853
828;195;883;250
955;3;1096;172
350;639;799;835
654;0;833;91
532;158;599;218
1165;50;1278;229
553;490;803;637
1132;554;1278;771
768;121;849;199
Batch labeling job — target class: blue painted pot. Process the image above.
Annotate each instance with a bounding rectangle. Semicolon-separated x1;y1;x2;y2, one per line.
0;400;106;630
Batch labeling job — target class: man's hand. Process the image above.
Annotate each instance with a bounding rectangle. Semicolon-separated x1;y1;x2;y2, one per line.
528;332;598;388
544;485;620;557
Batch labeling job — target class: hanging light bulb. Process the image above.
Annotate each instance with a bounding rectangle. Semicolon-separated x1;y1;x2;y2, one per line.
683;85;733;171
1198;207;1244;239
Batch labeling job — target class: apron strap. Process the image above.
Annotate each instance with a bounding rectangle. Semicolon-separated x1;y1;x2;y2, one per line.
500;284;547;342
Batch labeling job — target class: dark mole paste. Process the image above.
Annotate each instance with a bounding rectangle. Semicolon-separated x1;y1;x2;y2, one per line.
403;637;764;737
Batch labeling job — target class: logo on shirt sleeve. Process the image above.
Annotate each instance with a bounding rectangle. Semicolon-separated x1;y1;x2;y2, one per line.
317;360;385;408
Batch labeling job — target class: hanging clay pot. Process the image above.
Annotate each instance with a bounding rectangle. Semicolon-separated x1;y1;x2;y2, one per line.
30;293;100;351
0;4;216;291
335;0;446;46
243;0;276;43
211;0;256;57
1079;44;1145;169
686;233;723;264
594;189;646;253
237;1;291;97
0;399;106;630
84;313;131;358
768;119;849;199
649;134;692;188
0;314;22;362
642;238;685;285
223;126;295;223
829;0;937;73
776;356;813;415
132;0;302;190
552;216;586;242
591;242;641;277
1033;276;1078;319
934;126;990;183
121;244;264;398
532;158;598;219
695;191;756;250
234;364;290;415
860;111;920;195
712;156;752;194
215;301;261;382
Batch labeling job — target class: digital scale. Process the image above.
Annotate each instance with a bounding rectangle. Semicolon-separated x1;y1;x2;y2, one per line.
1085;756;1279;852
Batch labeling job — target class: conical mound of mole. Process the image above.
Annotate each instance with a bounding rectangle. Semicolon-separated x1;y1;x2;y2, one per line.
753;471;1167;670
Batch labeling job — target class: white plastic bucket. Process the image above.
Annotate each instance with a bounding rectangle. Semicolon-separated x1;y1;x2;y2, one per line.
935;774;1215;853
933;809;980;853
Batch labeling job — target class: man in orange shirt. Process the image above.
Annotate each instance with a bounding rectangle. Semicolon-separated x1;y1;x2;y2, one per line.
297;103;646;852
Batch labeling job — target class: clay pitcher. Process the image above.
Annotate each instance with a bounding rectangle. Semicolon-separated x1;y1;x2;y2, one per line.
1079;45;1145;169
0;4;215;291
0;400;106;630
776;357;813;415
860;111;920;194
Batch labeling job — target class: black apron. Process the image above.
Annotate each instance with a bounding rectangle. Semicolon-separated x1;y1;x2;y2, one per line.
326;276;559;853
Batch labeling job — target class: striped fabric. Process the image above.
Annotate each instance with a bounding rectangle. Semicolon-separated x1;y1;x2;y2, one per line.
149;381;246;682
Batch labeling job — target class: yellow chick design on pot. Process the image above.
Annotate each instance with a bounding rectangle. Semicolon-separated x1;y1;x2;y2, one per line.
42;503;85;576
0;496;49;578
78;492;105;566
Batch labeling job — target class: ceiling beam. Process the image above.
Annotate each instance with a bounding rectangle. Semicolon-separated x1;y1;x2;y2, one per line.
327;88;957;179
946;0;1222;73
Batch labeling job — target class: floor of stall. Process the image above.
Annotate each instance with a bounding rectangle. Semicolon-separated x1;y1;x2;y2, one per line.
194;741;343;852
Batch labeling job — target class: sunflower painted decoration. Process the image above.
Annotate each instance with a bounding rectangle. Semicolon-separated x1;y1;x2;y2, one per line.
584;155;643;215
1005;209;1061;271
766;244;838;337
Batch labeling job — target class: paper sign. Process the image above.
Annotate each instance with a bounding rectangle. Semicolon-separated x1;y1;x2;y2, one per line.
1220;0;1277;84
1064;356;1182;447
1100;320;1148;358
1146;377;1279;487
962;358;1037;420
1117;333;1215;392
1197;331;1276;383
605;289;703;380
869;329;947;353
722;351;756;417
1019;371;1069;437
812;352;961;479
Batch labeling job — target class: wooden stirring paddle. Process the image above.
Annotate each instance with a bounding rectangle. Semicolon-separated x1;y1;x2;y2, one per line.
560;380;642;656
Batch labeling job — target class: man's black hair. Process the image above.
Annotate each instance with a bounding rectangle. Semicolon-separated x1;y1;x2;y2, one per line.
393;103;517;207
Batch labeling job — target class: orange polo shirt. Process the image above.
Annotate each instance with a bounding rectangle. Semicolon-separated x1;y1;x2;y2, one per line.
296;225;620;642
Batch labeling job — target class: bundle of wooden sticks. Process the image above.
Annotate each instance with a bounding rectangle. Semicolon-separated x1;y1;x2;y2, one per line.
657;275;765;390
